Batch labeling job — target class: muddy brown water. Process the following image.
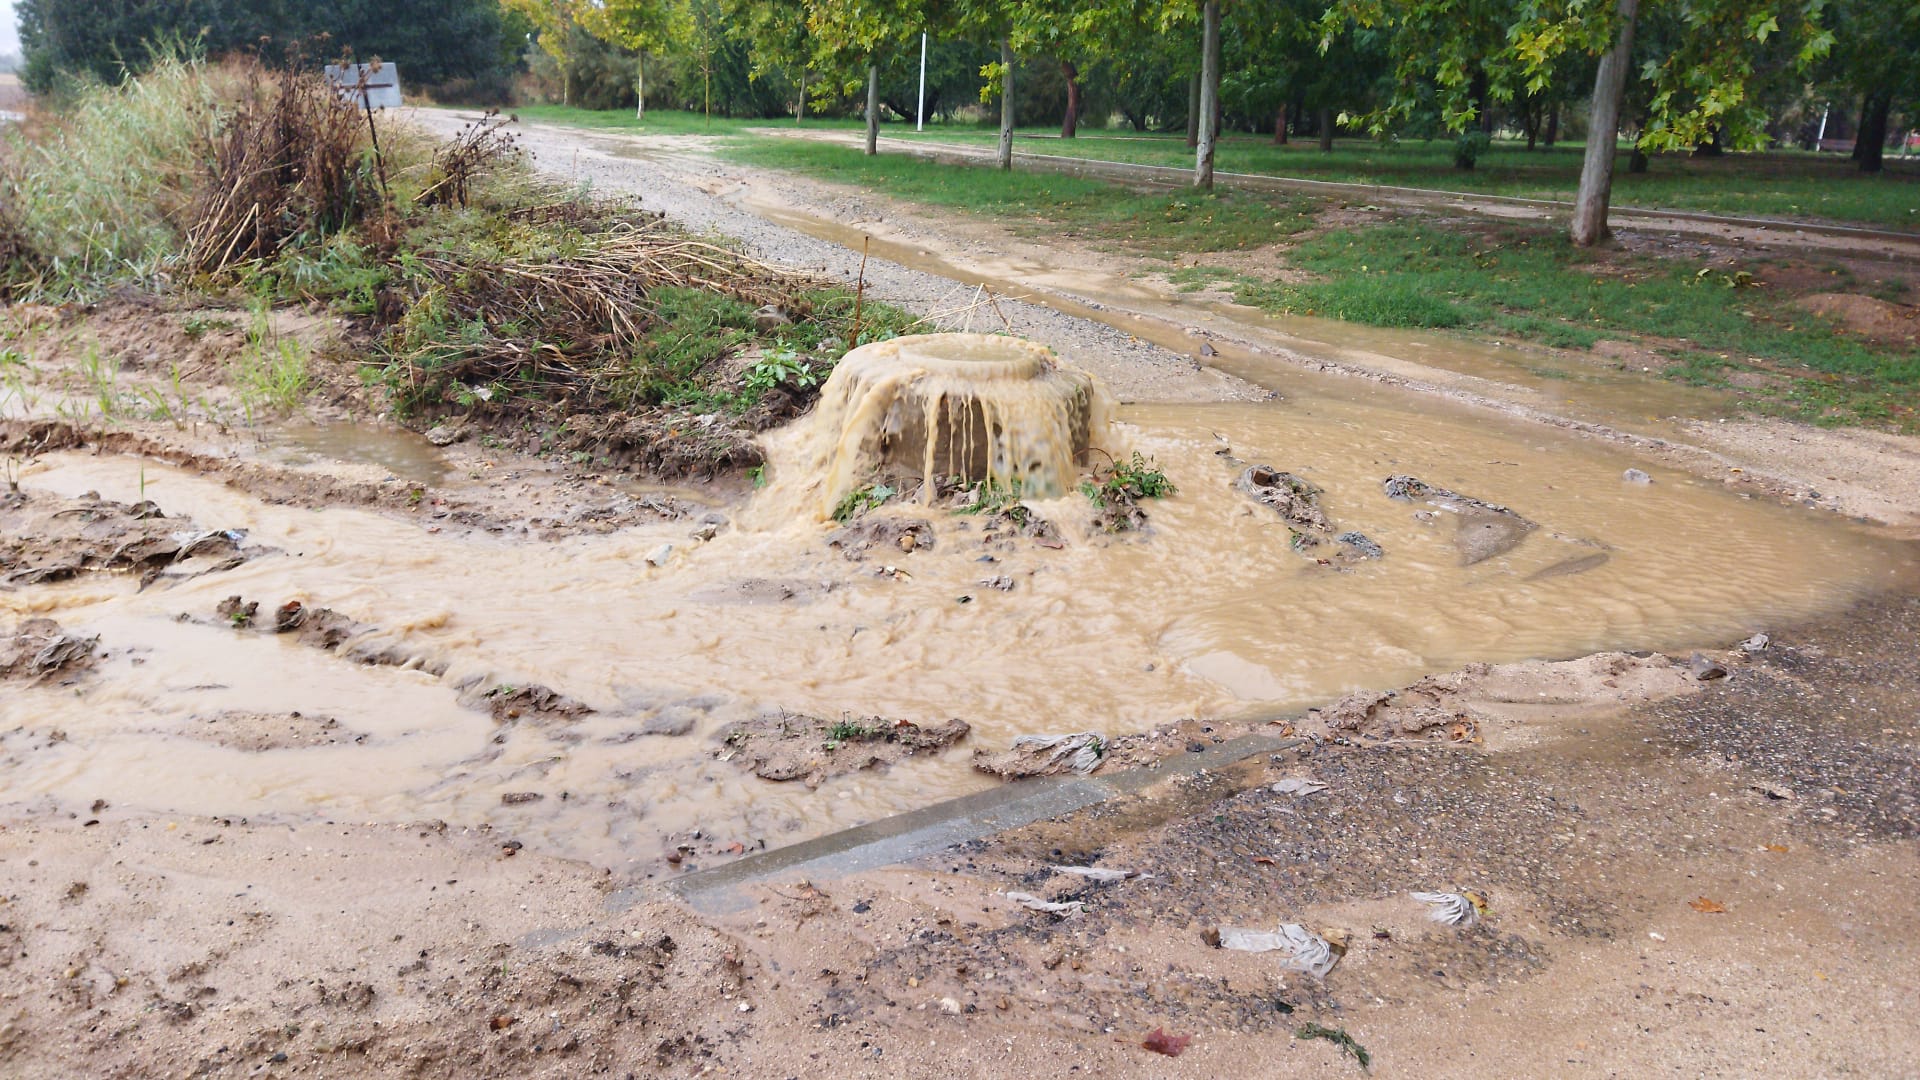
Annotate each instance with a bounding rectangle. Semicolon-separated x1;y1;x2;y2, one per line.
2;364;1906;869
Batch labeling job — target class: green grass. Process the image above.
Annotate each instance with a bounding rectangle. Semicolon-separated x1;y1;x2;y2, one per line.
502;104;864;137
1237;221;1919;428
878;126;1920;230
721;138;1316;255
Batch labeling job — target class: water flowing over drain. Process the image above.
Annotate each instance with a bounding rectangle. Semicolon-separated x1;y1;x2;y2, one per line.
809;333;1112;516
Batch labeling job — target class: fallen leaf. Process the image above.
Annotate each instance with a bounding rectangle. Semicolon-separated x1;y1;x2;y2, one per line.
1763;844;1789;853
725;842;745;855
1688;896;1727;914
1252;856;1277;865
489;1015;514;1031
1142;1028;1192;1057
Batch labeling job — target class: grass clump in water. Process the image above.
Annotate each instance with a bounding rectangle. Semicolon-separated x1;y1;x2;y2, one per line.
832;483;897;522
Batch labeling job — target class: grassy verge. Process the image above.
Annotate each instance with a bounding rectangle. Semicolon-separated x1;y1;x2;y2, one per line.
878;127;1920;230
1223;220;1918;428
722;137;1318;254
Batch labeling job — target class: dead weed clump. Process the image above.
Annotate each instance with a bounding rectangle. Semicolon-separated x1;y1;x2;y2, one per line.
184;58;380;275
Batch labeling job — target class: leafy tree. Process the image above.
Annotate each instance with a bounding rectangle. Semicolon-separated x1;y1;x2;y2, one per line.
578;0;684;118
1321;0;1832;244
1815;0;1920;172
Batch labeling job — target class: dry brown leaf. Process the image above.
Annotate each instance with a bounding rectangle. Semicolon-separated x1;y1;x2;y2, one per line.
1142;1028;1192;1057
1688;896;1728;914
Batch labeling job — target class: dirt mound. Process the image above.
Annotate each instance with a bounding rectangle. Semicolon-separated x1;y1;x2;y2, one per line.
0;618;98;683
0;489;253;588
1298;651;1695;745
183;710;361;752
1796;292;1920;348
1383;474;1536;565
717;713;971;786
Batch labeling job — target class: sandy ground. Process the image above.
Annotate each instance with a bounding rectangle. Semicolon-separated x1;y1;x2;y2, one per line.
1;113;1917;1078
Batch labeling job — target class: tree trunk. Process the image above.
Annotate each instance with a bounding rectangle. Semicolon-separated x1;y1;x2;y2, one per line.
1194;0;1220;189
1274;103;1288;144
998;39;1015;170
1692;125;1724;157
1857;92;1891;173
1318;107;1334;152
1628;146;1648;173
1060;59;1081;138
797;67;807;123
1544;105;1559;147
1524;95;1538;150
635;53;646;120
1852;95;1869;159
865;64;879;155
1570;0;1639;246
1186;72;1200;148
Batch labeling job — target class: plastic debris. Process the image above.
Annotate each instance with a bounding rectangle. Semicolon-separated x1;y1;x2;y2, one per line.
1049;865;1135;883
1412;890;1487;927
1270;778;1328;797
1622;468;1654;484
973;732;1107;778
1210;923;1341;977
1006;891;1086;916
1738;633;1770;653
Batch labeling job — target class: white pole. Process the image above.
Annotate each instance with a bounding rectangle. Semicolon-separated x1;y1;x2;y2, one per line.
1815;102;1830;149
917;32;928;132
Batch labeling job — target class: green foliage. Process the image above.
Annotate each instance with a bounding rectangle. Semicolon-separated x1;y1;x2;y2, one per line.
1081;452;1175;506
0;54;229;295
825;718;883;743
745;348;824;394
832;483;897;522
232;307;312;418
18;0;518;93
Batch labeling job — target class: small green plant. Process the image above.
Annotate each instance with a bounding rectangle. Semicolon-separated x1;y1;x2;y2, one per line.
232;307;311;418
1081;453;1176;507
78;343;119;418
744;348;822;394
832;482;895;522
179;313;237;339
956;479;1029;517
747;464;768;488
1297;1023;1370;1071
824;719;882;746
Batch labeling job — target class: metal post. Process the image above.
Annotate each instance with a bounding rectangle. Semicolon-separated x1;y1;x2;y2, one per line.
917;32;928;132
1815;102;1830;149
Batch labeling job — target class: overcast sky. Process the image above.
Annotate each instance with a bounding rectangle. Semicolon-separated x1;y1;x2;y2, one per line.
1;1;17;56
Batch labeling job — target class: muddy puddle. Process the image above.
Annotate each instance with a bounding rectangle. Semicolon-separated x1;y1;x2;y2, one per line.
2;370;1907;870
269;422;450;486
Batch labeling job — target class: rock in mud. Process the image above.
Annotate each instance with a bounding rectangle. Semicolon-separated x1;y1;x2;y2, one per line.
1;489;254;588
1383;474;1536;565
973;732;1108;779
717;713;971;787
1688;652;1729;681
424;419;470;447
1237;466;1332;533
482;684;595;723
1238;467;1382;563
827;517;935;561
0;618;98;683
1524;551;1611;581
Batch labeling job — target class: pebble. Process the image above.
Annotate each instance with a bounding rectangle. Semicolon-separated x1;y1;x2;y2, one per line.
1622;468;1654;484
645;543;674;567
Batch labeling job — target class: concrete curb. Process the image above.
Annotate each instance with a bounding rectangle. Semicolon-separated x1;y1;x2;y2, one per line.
664;731;1304;914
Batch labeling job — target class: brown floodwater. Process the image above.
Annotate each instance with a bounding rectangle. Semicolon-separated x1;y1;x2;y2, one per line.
2;367;1907;868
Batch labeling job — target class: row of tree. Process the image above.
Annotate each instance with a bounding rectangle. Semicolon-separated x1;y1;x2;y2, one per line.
15;0;525;96
15;0;1917;245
